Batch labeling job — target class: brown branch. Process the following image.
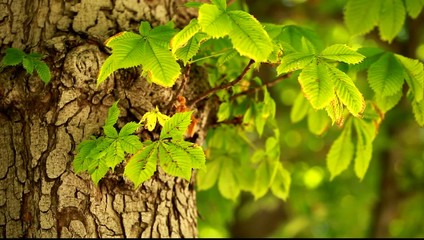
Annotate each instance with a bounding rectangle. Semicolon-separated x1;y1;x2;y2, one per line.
187;59;255;108
229;73;290;101
165;64;191;113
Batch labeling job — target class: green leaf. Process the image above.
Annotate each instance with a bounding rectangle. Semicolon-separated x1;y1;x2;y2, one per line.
105;101;120;127
2;48;25;66
124;143;158;188
177;141;206;169
174;33;208;65
86;137;114;161
89;157;109;185
344;0;382;36
277;52;315;75
98;32;145;85
405;0;424;18
326;64;366;117
160;111;192;140
307;109;330;136
158;141;192;180
298;60;335;109
290;92;310;123
217;49;239;66
353;118;375;180
171;19;201;52
119;122;141;137
73;138;97;173
265;24;323;53
148;21;176;48
378;0;405;42
22;57;34;74
212;0;226;10
320;44;365;64
119;135;143;154
218;160;240;201
103;125;118;138
270;162;291;201
368;53;405;97
142;39;181;87
349;47;385;72
412;99;424;127
325;96;345;126
105;140;125;169
227;10;273;62
34;60;51;84
197;159;221;191
327;119;354;180
375;89;402;113
251;149;266;164
198;3;232;38
395;55;424;102
139;21;152;36
217;102;231;122
253;160;273;200
98;25;180;87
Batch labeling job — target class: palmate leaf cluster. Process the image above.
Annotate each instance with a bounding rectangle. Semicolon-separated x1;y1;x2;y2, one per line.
344;0;424;42
1;48;51;84
76;0;424;202
73;102;205;187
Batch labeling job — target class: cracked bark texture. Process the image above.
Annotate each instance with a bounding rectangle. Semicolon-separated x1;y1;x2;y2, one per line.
0;0;210;238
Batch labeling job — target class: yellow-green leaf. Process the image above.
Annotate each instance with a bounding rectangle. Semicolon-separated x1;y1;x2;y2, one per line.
326;64;366;117
320;44;365;64
198;3;232;38
327;119;354;180
227;10;273;62
298;60;335;109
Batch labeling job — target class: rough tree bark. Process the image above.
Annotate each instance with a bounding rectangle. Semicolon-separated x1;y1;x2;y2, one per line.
0;0;211;237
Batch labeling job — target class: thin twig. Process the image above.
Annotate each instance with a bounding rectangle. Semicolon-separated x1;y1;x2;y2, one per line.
165;64;191;112
187;59;255;108
229;73;290;101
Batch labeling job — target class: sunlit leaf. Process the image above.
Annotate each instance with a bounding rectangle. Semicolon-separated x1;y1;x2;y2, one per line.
298;60;335;109
320;44;365;64
327;119;354;180
159;141;192;180
198;3;232;38
326;64;366;117
395;54;424;102
277;52;315;75
160;111;193;140
227;10;273;62
124;143;158;188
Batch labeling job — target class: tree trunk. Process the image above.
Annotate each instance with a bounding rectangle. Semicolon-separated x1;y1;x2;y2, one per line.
0;0;210;237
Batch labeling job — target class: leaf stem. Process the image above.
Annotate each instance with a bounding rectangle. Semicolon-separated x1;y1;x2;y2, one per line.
189;52;226;64
187;59;255;108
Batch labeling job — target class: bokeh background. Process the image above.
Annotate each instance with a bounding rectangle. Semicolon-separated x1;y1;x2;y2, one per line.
197;0;424;237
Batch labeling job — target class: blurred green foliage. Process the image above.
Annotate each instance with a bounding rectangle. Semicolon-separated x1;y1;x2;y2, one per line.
197;0;424;237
